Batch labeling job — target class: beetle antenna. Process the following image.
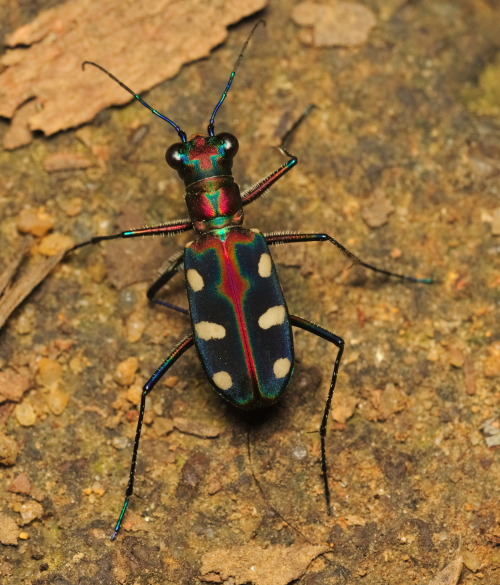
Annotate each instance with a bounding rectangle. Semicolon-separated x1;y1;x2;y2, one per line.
82;61;187;142
208;20;265;137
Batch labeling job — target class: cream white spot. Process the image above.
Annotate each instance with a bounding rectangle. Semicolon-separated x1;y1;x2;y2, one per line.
273;358;291;379
250;228;261;234
195;321;226;340
187;268;204;291
258;305;286;329
258;253;272;278
185;240;194;248
213;371;232;390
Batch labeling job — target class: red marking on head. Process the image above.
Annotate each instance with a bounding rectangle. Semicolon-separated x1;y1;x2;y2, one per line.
188;136;220;171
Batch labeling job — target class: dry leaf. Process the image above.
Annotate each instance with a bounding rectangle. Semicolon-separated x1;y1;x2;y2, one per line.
200;543;329;585
291;1;376;47
0;249;67;330
428;557;463;585
0;0;267;149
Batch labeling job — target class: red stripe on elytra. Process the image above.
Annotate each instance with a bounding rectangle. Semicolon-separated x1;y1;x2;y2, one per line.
218;235;259;393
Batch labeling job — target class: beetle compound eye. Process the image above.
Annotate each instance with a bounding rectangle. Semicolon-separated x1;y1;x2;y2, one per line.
165;143;184;170
218;133;239;157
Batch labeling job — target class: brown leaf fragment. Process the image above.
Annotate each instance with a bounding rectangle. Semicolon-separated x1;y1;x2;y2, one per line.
0;0;268;149
0;248;67;331
43;152;95;173
200;543;329;585
0;241;30;296
2;101;39;150
173;417;223;438
427;557;463;585
291;1;376;48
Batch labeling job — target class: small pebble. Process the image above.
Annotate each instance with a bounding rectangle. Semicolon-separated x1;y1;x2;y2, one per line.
8;472;31;495
19;501;43;525
37;357;62;389
0;513;19;545
361;195;394;228
0;432;20;465
16;208;55;237
165;376;179;388
462;551;482;573
114;357;139;386
60;196;83;217
448;348;465;368
14;401;37;426
111;436;129;450
332;391;358;424
15;307;35;335
126;385;142;405
0;369;31;403
125;311;146;343
36;233;74;256
152;416;174;437
291;445;308;460
45;388;69;415
375;383;407;421
69;356;84;374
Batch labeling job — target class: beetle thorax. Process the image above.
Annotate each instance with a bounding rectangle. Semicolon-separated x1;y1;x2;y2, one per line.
185;177;244;233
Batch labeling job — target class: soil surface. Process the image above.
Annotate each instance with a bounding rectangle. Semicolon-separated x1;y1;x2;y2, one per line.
0;1;498;584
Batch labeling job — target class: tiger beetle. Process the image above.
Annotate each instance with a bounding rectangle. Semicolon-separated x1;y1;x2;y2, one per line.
70;22;432;540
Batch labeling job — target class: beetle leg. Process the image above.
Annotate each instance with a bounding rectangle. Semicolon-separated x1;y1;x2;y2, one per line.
69;218;193;253
111;334;195;540
290;315;344;516
241;156;297;206
147;250;188;315
241;106;314;207
266;232;432;284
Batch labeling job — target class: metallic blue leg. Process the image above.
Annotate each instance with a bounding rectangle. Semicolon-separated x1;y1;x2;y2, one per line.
111;335;195;540
266;233;432;284
147;250;188;315
290;315;344;516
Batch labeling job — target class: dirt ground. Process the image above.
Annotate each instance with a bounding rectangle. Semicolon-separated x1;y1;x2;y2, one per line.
0;1;498;584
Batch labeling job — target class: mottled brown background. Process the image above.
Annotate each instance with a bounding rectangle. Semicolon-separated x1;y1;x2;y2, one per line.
0;1;498;584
